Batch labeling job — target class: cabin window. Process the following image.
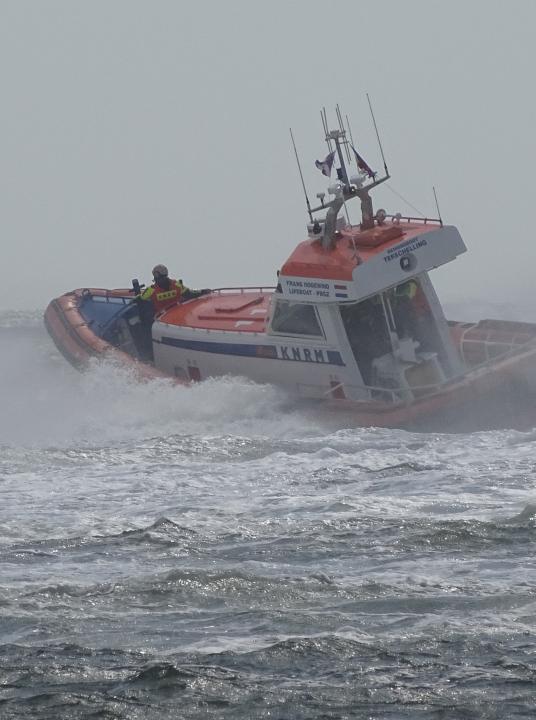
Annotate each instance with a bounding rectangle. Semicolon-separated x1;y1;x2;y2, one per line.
387;280;440;353
271;300;323;336
91;295;127;304
340;295;392;384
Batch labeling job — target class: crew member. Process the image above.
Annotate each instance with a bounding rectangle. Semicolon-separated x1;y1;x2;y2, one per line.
138;264;211;318
139;264;188;315
393;279;433;349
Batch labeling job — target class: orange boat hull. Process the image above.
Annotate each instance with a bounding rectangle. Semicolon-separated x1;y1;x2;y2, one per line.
44;289;176;383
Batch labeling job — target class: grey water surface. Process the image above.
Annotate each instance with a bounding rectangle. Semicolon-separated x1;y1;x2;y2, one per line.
1;312;536;719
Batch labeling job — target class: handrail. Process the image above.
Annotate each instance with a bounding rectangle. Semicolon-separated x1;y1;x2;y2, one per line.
385;214;442;225
79;289;133;302
210;286;276;294
320;380;408;404
294;380;403;404
316;336;536;405
461;328;536;366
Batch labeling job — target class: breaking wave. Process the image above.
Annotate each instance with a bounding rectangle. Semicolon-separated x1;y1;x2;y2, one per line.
0;312;328;448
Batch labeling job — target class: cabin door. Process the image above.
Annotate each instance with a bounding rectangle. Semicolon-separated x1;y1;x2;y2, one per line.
339;295;393;385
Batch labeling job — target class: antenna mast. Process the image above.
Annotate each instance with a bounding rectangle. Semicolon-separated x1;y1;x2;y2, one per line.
433;186;443;226
367;93;389;176
290;128;313;222
345;114;356;148
309;105;391;233
322;107;350;184
321;108;333;152
336;104;352;165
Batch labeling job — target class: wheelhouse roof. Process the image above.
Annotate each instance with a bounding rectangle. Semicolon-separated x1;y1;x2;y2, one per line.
280;222;442;281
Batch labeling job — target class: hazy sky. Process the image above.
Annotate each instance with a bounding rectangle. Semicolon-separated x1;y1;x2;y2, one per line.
2;0;535;313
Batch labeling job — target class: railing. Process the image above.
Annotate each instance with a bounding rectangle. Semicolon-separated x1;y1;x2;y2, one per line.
297;380;415;405
321;380;407;404
209;286;276;295
81;286;275;299
460;326;536;367
298;336;536;406
385;214;442;225
80;289;133;303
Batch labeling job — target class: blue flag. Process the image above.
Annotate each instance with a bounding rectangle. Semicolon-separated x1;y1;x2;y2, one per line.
315;150;336;177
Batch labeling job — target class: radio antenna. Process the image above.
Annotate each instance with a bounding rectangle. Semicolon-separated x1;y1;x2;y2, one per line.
345;114;356;148
336;104;352;164
321;107;333;152
433;185;443;226
290;128;313;222
367;93;389;176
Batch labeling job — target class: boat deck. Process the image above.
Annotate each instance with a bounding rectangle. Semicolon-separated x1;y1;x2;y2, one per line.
160;288;274;333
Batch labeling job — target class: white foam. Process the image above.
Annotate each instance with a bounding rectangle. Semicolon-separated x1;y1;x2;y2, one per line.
0;324;326;448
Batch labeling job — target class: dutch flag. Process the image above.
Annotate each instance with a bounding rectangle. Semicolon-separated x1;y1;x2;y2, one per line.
351;145;376;179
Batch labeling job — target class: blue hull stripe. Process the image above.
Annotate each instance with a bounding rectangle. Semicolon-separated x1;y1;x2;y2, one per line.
159;336;344;366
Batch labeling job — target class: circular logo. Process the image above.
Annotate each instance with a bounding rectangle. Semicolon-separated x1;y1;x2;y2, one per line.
400;253;417;272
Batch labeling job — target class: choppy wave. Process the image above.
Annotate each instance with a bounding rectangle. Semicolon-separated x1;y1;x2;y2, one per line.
1;312;536;718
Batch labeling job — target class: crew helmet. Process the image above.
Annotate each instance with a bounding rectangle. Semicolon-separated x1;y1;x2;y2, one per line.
152;264;169;278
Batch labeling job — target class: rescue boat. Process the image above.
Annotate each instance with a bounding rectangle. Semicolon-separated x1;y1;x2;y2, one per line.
44;114;536;430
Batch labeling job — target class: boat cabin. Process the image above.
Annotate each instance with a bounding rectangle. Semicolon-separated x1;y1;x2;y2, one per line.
69;117;468;406
267;216;467;401
150;123;468;402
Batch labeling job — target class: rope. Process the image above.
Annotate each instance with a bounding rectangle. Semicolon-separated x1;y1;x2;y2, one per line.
385;183;426;218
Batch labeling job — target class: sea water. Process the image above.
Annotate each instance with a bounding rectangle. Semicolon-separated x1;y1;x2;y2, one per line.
1;311;535;719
